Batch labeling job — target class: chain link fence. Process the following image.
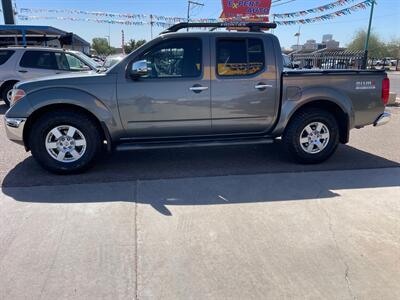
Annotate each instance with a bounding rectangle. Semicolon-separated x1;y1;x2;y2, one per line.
290;49;365;70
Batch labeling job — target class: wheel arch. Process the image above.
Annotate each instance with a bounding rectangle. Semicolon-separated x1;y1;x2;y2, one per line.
285;100;351;144
23;103;112;151
0;79;19;96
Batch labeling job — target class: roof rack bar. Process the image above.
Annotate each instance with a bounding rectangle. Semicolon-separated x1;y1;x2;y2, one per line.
161;22;277;34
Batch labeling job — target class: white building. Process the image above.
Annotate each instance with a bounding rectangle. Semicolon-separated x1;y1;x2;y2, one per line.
322;34;333;43
303;39;317;51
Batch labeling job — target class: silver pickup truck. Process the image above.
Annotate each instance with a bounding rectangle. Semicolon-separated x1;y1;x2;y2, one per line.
4;22;391;174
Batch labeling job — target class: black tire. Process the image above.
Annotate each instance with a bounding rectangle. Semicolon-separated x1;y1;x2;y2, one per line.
1;81;16;107
29;110;102;174
282;108;339;164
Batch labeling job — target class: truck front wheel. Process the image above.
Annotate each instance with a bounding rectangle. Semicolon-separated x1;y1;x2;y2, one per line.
283;108;339;164
29;110;102;174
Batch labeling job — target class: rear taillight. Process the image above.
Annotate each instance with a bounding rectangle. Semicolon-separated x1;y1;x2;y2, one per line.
382;77;390;106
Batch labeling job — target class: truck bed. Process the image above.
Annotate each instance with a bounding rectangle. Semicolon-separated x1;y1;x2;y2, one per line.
281;69;387;129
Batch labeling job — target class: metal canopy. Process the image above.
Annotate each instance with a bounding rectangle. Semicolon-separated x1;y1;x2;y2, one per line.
0;25;89;47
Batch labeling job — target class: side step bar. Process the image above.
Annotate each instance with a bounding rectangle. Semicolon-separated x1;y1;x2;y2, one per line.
116;137;274;151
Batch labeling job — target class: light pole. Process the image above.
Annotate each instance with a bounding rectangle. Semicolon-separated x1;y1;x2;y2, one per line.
187;1;204;31
1;0;15;24
294;26;301;50
105;23;111;47
362;0;376;69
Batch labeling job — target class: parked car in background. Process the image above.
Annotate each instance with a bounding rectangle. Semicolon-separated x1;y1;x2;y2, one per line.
88;54;105;65
375;58;397;67
283;54;293;69
72;51;103;69
0;47;98;106
102;54;126;70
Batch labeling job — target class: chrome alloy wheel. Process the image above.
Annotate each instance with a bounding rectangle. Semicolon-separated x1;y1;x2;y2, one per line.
45;125;87;163
299;122;330;154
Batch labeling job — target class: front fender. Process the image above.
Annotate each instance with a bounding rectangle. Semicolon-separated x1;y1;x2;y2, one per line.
26;87;119;130
271;86;354;136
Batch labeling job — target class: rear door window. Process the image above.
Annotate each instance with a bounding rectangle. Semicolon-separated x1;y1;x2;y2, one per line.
216;38;265;76
0;50;15;65
20;51;58;70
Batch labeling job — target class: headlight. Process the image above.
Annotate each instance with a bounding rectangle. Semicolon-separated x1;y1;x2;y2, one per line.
10;89;26;106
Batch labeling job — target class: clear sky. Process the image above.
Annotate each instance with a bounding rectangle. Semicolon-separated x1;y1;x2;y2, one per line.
1;0;399;49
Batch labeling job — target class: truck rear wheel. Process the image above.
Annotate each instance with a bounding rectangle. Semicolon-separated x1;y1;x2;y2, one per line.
283;108;339;164
29;110;102;174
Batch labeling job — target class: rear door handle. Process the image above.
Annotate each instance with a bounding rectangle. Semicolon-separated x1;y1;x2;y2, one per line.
255;84;272;90
18;70;28;73
190;85;209;93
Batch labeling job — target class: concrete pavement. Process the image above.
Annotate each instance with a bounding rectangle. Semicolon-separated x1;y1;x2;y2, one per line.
1;168;399;300
1;77;399;300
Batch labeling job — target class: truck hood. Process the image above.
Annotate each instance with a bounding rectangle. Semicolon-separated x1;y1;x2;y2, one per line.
18;70;97;85
16;71;108;92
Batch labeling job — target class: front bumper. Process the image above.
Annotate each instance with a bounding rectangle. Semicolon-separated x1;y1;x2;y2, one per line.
373;111;391;127
4;117;26;145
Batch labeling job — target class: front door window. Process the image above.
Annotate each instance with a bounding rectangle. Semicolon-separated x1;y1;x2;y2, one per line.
141;39;202;78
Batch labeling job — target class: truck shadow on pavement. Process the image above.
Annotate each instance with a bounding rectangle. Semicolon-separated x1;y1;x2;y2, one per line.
2;143;399;215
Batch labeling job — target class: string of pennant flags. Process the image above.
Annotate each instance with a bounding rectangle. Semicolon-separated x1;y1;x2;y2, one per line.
273;0;359;19
17;0;374;27
16;15;221;28
19;8;218;24
275;0;374;25
17;15;151;27
19;8;147;20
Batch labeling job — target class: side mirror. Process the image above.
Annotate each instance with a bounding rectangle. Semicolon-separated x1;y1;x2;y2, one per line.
130;60;148;78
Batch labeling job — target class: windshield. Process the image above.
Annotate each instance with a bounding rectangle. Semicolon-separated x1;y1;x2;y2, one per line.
72;51;102;70
103;56;124;69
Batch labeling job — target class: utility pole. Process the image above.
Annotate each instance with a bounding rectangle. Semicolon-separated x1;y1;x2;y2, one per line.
150;14;154;39
187;1;204;31
295;26;301;50
271;15;275;34
362;0;376;69
1;0;15;24
121;30;125;55
105;24;111;47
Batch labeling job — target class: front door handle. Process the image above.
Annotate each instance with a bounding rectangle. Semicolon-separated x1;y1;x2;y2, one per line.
255;84;272;90
190;85;209;93
18;70;28;73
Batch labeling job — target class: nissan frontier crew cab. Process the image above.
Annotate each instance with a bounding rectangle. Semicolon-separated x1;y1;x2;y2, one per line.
4;22;391;174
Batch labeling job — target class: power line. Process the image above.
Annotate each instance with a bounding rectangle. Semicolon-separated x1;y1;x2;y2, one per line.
272;0;297;7
187;1;204;31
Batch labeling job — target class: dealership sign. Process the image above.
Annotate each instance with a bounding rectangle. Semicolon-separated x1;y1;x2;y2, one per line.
220;0;272;21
